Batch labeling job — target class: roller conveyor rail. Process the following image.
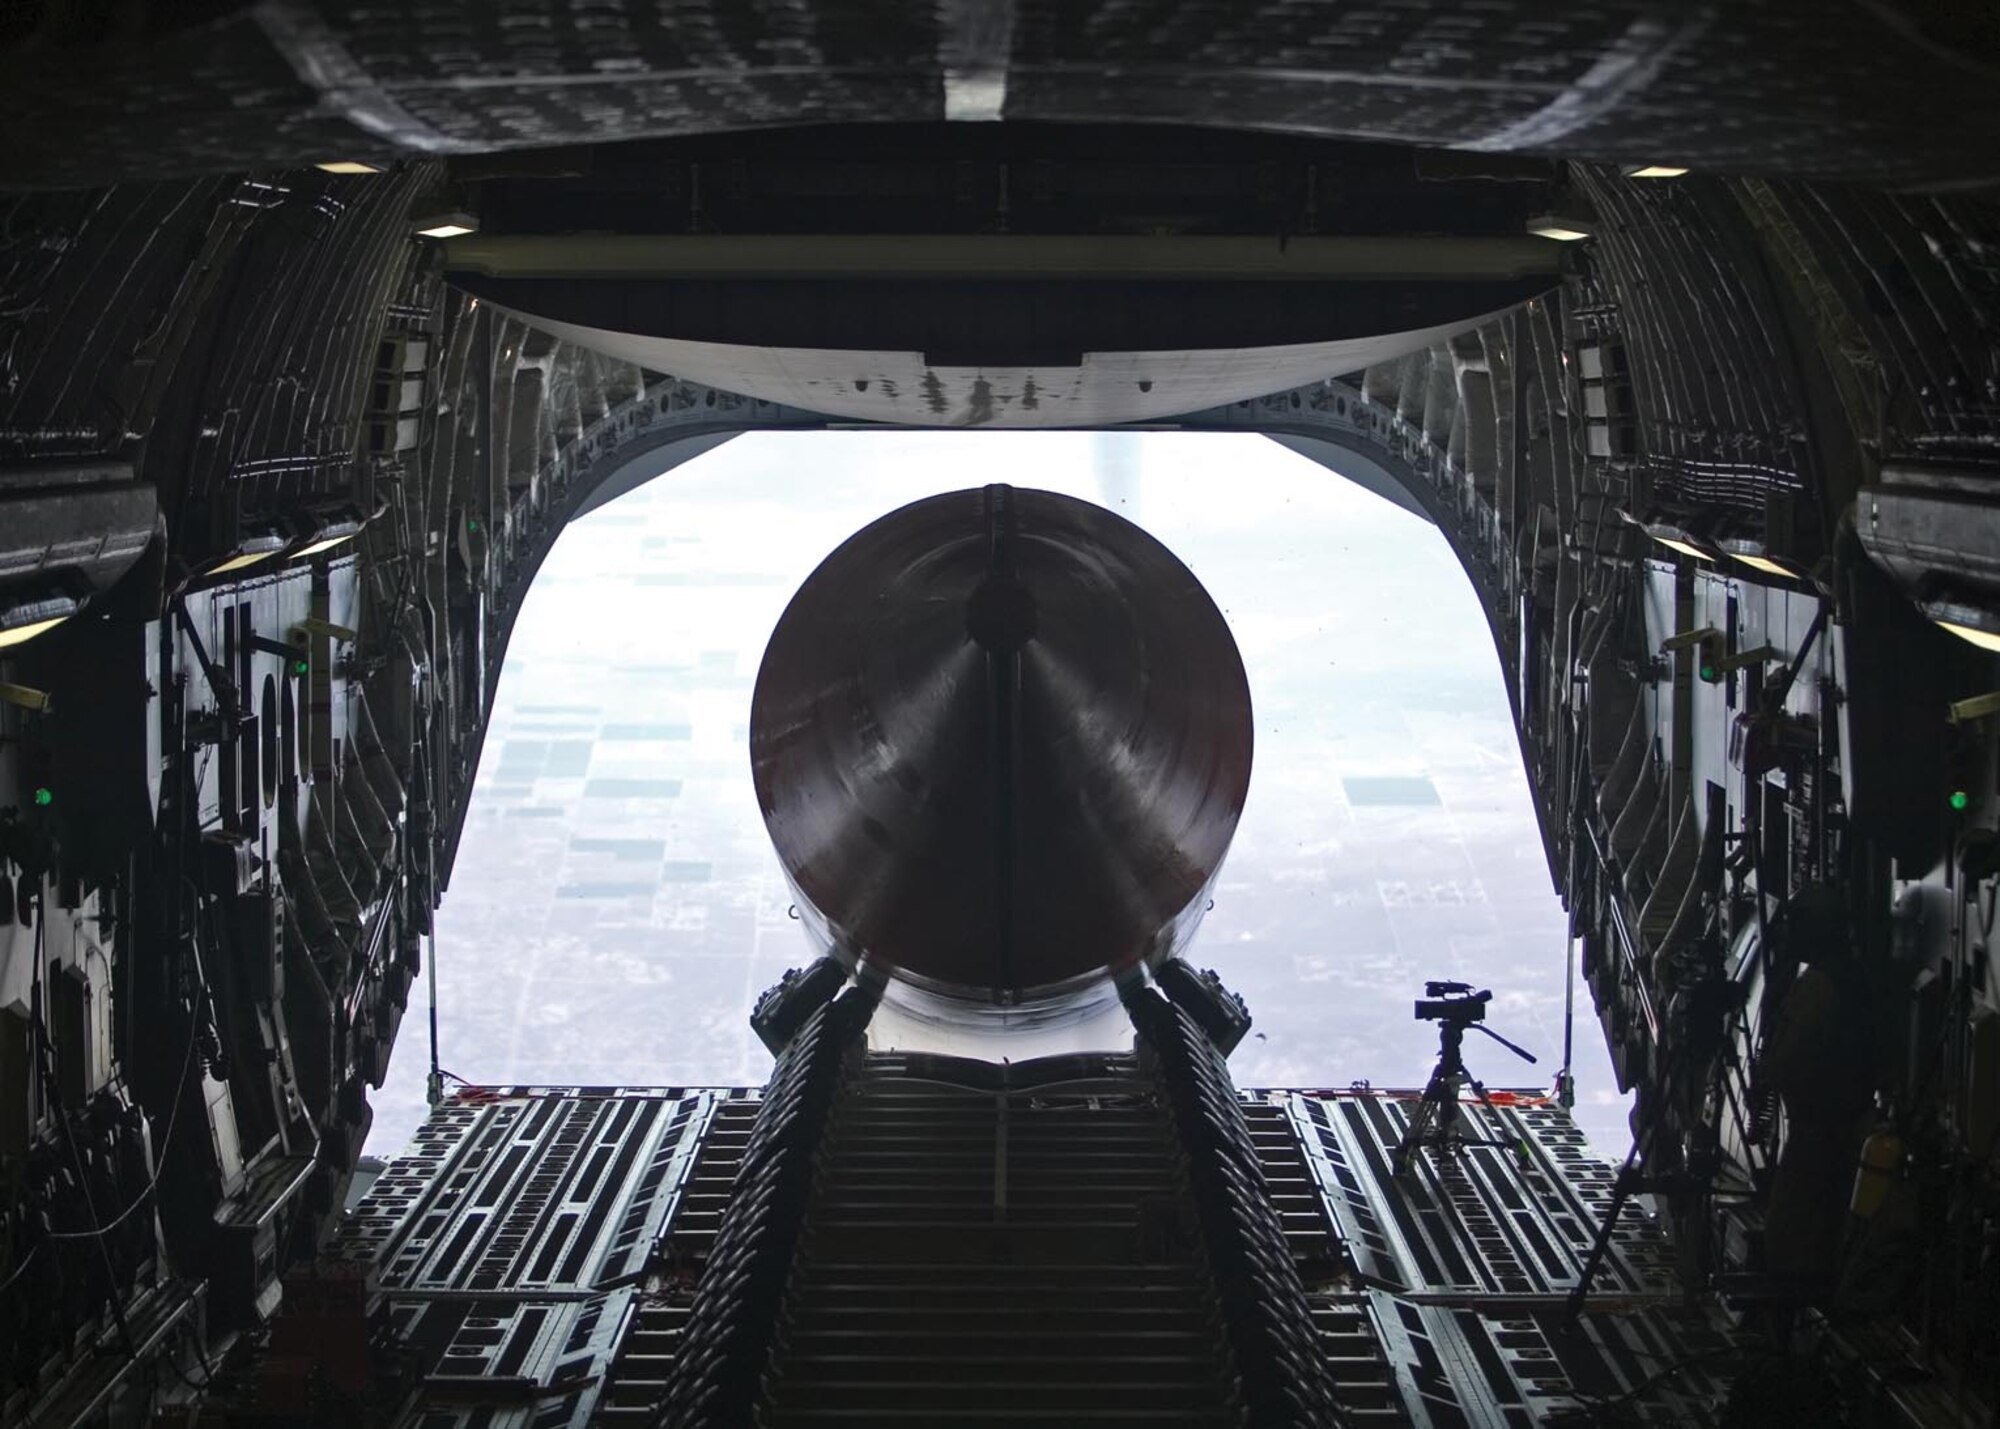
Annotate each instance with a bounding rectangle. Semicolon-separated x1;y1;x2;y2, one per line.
757;1055;1244;1426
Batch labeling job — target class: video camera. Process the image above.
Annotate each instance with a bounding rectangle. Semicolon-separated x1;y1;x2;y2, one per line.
1413;981;1491;1023
1393;980;1535;1178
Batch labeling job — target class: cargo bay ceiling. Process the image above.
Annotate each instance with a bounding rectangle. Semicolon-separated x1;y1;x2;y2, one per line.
5;2;2000;1424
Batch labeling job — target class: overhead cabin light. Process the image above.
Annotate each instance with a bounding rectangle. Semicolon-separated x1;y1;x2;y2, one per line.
1527;215;1594;241
1920;599;2000;654
293;521;363;559
1635;520;1719;563
0;617;67;651
316;160;383;175
1938;620;2000;655
412;211;479;240
1649;534;1712;562
1730;553;1794;578
206;534;288;577
0;617;69;653
1718;542;1797;578
1624;165;1689;180
0;596;78;653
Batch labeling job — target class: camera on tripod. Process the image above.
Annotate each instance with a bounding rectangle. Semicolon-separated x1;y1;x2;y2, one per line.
1413;981;1490;1023
1393;979;1537;1177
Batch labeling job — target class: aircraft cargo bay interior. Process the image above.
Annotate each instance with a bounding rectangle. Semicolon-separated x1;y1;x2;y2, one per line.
3;5;2000;1425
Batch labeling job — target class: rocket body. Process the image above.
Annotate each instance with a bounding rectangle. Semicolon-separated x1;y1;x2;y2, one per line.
750;485;1253;1017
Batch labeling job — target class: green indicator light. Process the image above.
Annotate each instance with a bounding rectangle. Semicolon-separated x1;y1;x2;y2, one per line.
32;787;52;807
1700;665;1717;682
1951;790;1971;811
467;518;480;532
292;658;309;676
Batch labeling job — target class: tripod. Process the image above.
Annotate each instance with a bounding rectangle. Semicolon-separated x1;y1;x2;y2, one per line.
1391;989;1537;1177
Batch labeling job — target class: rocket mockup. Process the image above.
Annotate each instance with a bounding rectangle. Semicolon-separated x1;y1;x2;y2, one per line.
750;484;1253;1020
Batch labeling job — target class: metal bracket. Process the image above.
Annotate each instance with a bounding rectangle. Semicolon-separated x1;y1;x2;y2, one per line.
1659;626;1720;653
249;634;306;661
1711;644;1780;676
1948;690;2000;725
291;617;357;643
172;600;239;724
0;681;52;713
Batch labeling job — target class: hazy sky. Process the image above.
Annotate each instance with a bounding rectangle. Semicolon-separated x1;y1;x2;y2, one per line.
369;431;1629;1159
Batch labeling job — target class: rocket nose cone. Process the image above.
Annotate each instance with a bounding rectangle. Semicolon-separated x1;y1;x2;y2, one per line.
750;484;1252;1010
